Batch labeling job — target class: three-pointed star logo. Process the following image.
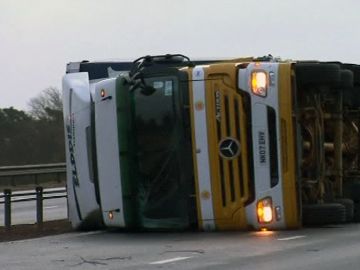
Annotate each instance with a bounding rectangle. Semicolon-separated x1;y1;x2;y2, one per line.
219;138;240;159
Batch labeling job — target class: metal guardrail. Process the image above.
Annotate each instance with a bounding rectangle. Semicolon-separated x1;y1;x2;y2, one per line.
0;163;66;187
0;187;67;229
0;163;66;176
0;163;68;228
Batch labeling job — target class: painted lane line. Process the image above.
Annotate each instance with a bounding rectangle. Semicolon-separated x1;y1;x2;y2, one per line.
149;256;192;265
277;235;306;241
44;206;59;210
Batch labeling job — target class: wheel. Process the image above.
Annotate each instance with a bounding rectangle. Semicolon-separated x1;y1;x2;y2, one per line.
296;63;341;86
354;202;360;222
336;69;353;89
343;86;360;108
302;203;346;226
343;64;360;86
343;181;360;203
334;198;354;222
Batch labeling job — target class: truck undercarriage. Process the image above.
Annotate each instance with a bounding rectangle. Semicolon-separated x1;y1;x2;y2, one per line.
296;63;360;224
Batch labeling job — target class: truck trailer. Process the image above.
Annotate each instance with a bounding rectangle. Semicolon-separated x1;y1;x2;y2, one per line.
63;54;360;230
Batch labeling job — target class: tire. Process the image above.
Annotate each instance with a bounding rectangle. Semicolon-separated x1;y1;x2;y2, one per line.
296;63;341;86
343;181;360;203
343;64;360;86
302;203;346;226
354;202;360;222
334;198;354;222
336;69;354;89
343;86;360;108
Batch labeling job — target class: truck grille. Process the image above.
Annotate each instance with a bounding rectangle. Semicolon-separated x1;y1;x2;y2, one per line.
208;81;250;210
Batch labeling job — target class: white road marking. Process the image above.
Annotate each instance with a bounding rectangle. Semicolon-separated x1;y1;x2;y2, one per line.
149;256;192;265
44;206;59;210
277;235;306;241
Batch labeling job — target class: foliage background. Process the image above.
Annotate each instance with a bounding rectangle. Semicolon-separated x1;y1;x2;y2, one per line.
0;88;64;166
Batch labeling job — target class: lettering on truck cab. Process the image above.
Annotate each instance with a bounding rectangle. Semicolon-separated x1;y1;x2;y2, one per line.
258;130;266;165
66;114;79;186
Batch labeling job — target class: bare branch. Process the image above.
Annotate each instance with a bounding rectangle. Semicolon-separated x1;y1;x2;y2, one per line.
28;87;63;120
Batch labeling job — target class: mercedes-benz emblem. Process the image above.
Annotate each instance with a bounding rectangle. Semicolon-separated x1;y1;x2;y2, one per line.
218;137;240;159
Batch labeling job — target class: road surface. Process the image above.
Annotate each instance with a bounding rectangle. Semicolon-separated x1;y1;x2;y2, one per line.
1;223;360;270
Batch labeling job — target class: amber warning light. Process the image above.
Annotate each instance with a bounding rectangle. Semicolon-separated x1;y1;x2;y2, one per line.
257;197;273;224
251;71;268;97
100;89;112;101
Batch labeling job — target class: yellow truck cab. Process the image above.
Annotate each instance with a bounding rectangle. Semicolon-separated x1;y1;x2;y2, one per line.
183;59;299;230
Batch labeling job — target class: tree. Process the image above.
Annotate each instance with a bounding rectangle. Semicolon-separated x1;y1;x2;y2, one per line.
0;87;65;166
0;107;38;165
26;87;65;163
28;87;63;120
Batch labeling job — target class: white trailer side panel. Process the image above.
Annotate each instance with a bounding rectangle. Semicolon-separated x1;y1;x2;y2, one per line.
62;73;101;229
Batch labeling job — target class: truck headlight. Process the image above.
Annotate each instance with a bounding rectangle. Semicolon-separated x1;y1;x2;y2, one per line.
251;71;268;97
257;197;273;223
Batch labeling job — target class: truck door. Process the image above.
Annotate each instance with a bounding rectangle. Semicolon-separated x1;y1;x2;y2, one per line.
93;78;127;228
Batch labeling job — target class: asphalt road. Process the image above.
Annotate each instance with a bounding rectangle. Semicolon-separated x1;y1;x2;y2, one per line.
1;223;360;270
0;188;67;226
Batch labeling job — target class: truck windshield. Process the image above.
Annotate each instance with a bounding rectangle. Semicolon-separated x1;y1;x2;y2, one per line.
131;76;194;229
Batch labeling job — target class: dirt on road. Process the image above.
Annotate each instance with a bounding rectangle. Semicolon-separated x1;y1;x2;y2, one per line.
0;220;73;242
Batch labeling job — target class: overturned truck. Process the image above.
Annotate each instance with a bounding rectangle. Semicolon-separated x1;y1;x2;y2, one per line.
63;55;360;230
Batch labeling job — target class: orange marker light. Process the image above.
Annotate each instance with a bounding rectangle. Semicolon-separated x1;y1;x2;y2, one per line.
257;197;273;224
251;71;268;97
100;89;106;98
108;211;114;220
